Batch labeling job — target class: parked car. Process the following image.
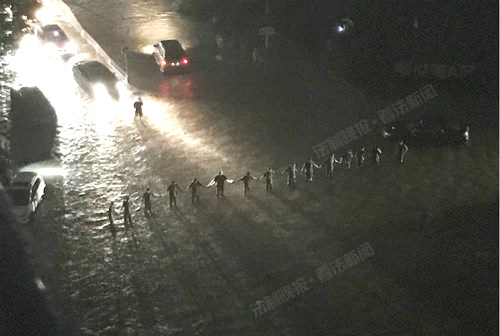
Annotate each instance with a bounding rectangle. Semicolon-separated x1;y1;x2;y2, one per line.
35;23;76;56
152;40;190;74
72;60;120;100
382;115;469;146
9;86;58;165
7;172;46;223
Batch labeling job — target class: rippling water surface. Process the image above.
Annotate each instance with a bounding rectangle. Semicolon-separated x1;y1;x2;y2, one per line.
2;1;498;336
1;1;277;334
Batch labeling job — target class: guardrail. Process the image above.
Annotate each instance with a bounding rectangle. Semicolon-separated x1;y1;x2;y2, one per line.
53;0;128;83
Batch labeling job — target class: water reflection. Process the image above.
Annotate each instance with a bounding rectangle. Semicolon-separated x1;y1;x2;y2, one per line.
20;160;67;177
0;3;255;333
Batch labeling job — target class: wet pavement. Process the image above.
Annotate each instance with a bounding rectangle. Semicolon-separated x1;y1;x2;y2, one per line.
1;1;498;335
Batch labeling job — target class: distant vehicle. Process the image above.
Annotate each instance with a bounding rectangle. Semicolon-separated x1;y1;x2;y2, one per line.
382;114;469;146
152;40;190;74
7;172;46;223
72;60;120;100
35;23;76;56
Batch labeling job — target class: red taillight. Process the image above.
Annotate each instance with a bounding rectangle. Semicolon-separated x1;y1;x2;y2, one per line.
161;60;167;66
181;57;189;65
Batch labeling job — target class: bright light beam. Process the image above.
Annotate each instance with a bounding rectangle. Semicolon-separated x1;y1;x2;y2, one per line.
35;0;61;24
20;162;67;177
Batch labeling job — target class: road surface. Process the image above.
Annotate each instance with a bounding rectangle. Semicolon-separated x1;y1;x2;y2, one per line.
1;1;497;335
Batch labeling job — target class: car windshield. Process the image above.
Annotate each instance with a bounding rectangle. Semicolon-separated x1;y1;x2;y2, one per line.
42;25;68;42
8;189;30;206
80;62;116;82
12;181;29;187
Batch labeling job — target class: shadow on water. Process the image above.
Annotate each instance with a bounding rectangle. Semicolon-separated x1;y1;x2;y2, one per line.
202;199;326;336
173;207;295;335
111;218;157;331
144;213;171;251
173;208;248;296
191;198;306;281
270;191;338;236
120;219;139;251
247;194;290;228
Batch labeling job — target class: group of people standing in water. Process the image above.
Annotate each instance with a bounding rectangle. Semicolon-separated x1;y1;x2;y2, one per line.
106;140;409;236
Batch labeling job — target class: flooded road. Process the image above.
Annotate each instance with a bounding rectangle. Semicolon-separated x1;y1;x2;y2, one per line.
2;1;318;334
1;1;497;335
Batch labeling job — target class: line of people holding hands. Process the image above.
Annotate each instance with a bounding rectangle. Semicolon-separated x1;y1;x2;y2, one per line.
107;141;409;234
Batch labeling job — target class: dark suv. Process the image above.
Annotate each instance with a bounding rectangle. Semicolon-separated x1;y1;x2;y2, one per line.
382;115;469;146
152;40;189;74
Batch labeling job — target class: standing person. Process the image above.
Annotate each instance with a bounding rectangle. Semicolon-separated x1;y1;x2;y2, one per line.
398;140;409;164
262;168;274;191
107;201;116;238
167;181;182;207
372;146;383;167
344;149;354;171
324;152;341;178
123;196;132;227
134;97;143;119
356;147;366;168
301;157;321;182
207;170;233;198
142;188;159;216
186;178;204;204
238;172;258;196
282;162;298;187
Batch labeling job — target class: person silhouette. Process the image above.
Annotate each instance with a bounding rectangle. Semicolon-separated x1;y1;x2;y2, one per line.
186;178;205;204
167;180;182;207
134;97;143;119
301;157;321;182
207;171;233;198
237;172;258;196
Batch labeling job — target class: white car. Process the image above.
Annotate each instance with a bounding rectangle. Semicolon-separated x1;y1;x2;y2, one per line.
7;172;46;223
35;23;77;57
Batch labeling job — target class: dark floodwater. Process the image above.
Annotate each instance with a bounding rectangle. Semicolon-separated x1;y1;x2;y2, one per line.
2;1;497;335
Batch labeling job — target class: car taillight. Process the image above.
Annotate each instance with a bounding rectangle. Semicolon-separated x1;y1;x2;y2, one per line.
181;57;189;65
161;60;167;66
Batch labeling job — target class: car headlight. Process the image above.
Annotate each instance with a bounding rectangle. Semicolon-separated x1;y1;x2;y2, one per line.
142;45;155;54
115;82;128;100
65;41;77;53
43;42;57;53
93;83;108;99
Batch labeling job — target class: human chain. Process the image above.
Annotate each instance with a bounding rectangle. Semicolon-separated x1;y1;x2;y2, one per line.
105;141;409;237
313;84;437;161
